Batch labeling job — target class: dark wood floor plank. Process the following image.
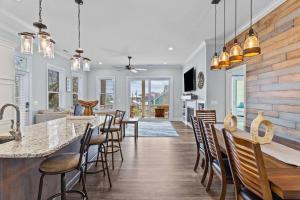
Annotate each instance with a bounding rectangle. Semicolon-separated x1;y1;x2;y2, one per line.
72;122;235;200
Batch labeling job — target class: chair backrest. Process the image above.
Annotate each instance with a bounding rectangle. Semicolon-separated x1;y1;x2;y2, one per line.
74;104;83;116
114;110;126;127
78;123;94;169
190;116;203;147
102;114;114;140
222;128;272;200
196;110;216;124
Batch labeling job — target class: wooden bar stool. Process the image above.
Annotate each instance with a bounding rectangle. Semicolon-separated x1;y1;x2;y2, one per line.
84;114;114;188
37;123;94;200
103;110;125;169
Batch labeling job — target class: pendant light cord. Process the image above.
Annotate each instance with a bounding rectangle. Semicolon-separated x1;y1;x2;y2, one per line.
234;0;237;38
39;0;42;23
250;0;253;28
214;4;217;53
223;0;226;47
78;3;81;48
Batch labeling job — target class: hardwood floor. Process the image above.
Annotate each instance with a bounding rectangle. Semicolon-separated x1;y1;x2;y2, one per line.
73;122;235;200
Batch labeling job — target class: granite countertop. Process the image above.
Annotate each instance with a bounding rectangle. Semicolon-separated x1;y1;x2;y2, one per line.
0;116;104;158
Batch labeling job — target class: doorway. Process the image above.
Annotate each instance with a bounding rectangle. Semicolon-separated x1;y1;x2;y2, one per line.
128;78;170;120
226;65;246;129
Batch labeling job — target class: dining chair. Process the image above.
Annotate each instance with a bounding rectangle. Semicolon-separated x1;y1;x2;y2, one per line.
201;121;233;200
103;110;126;169
84;114;114;188
196;110;217;124
37;123;94;200
190;116;209;182
222;128;282;200
74;103;83;116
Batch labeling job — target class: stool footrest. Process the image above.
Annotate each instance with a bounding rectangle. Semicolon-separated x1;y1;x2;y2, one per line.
47;190;87;200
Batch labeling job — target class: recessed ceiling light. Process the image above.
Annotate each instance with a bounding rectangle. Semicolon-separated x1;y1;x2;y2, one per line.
163;62;167;65
15;0;22;2
168;47;174;51
98;62;102;65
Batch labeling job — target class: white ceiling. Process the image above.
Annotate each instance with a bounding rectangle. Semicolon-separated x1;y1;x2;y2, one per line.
0;0;281;67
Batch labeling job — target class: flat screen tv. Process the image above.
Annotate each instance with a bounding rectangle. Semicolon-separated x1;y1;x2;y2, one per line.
184;68;196;92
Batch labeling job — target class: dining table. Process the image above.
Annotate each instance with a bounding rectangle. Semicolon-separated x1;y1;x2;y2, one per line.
213;123;300;200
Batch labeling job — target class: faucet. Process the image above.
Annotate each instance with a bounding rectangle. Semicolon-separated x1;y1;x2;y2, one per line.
0;104;22;141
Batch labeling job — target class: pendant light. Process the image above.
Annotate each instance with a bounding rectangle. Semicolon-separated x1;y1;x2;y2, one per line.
210;3;220;71
71;0;91;71
18;0;55;58
218;0;230;68
229;0;243;63
243;0;261;57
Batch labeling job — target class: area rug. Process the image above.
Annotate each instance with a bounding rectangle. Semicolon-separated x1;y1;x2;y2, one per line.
125;121;178;137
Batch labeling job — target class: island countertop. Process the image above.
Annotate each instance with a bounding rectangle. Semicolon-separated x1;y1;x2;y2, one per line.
0;116;104;158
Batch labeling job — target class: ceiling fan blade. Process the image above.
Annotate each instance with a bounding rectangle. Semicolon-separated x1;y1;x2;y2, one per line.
135;68;147;71
130;69;138;73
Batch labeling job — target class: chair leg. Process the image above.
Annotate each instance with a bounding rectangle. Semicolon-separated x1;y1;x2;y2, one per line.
111;132;115;170
61;173;67;200
37;174;45;200
95;144;101;167
84;147;89;181
201;157;209;184
194;152;200;172
80;167;89;199
201;158;205;169
100;145;106;176
206;163;214;191
116;131;124;161
220;177;227;200
104;145;112;188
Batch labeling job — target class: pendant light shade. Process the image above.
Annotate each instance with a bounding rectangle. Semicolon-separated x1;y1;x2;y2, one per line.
44;39;55;58
19;32;35;55
219;0;230;68
210;3;220;71
71;55;81;71
243;28;261;57
229;0;243;63
243;0;261;57
83;57;91;71
37;31;50;54
219;47;230;67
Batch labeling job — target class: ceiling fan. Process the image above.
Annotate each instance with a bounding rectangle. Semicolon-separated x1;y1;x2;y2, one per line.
124;56;148;73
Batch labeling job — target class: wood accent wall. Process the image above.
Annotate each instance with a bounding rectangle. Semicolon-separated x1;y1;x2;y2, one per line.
225;0;300;147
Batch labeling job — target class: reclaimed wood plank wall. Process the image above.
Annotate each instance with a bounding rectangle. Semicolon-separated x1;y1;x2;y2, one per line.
225;0;300;147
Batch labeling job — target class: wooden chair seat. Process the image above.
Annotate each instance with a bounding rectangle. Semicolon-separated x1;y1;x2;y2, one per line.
240;187;282;200
39;153;80;174
89;134;106;145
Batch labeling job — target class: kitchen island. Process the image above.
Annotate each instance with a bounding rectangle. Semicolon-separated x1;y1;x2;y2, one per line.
0;116;104;200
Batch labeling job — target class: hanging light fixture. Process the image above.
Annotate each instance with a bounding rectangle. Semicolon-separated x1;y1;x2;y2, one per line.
229;0;243;63
18;0;55;58
210;3;220;71
243;0;261;57
218;0;230;68
71;0;91;71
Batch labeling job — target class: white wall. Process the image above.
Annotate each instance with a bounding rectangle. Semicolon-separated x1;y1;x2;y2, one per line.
182;40;226;122
87;67;183;121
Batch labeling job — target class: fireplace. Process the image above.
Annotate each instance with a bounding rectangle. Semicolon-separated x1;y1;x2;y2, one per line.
187;107;194;123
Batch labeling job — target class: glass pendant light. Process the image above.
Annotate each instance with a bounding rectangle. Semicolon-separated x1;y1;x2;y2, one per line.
211;3;220;71
218;0;230;68
44;39;55;58
18;32;35;55
71;0;91;71
229;0;243;63
243;0;261;57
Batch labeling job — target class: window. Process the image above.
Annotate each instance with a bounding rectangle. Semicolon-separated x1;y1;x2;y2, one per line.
98;78;114;110
48;69;60;110
72;77;79;106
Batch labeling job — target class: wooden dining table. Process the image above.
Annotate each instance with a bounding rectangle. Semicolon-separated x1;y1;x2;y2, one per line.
213;123;300;200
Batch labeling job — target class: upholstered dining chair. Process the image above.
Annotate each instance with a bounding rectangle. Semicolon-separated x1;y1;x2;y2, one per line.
84;114;114;188
37;123;94;200
190;116;209;182
201;121;233;200
222;129;282;200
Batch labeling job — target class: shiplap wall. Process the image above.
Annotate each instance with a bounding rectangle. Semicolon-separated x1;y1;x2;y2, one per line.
226;0;300;146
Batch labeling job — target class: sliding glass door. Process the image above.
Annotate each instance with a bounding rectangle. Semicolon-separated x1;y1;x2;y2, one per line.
129;78;170;119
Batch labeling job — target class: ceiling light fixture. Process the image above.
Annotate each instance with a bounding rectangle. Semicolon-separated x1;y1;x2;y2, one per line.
163;62;167;65
168;47;174;51
71;0;91;71
98;61;103;65
243;0;261;57
218;0;230;68
210;2;220;71
229;0;243;63
19;0;55;58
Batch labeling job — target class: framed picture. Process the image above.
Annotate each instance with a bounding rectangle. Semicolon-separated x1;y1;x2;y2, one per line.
66;77;71;92
15;55;28;71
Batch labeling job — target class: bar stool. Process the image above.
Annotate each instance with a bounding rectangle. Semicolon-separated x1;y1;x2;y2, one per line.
84;114;114;187
103;110;125;169
37;123;95;200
